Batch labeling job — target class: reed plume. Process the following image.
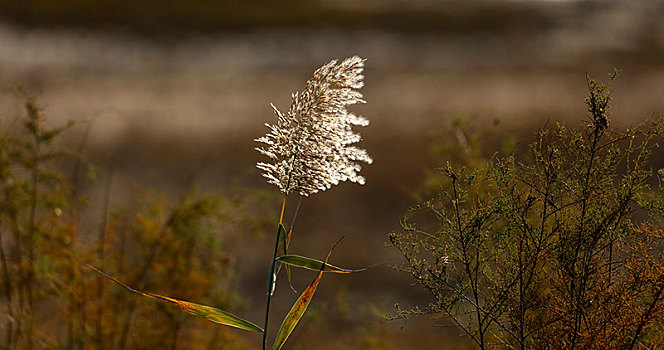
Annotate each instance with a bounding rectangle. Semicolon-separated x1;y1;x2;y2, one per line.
255;56;373;196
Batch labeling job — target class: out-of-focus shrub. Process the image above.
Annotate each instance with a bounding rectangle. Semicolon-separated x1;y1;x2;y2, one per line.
391;74;664;349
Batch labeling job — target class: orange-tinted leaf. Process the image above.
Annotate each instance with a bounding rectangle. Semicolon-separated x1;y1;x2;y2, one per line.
272;268;324;350
88;265;262;332
140;293;263;332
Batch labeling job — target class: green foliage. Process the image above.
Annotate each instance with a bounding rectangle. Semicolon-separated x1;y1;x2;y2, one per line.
276;255;365;274
391;74;664;349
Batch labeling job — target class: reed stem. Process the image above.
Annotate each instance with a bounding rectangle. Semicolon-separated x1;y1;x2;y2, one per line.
262;195;286;350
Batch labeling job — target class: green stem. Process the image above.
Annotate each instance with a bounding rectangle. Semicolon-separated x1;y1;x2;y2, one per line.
262;196;287;350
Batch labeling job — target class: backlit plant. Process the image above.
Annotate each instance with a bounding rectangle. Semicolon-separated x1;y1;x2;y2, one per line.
96;56;371;350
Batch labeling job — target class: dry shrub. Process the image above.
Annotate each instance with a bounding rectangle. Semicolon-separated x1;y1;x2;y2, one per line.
391;73;664;349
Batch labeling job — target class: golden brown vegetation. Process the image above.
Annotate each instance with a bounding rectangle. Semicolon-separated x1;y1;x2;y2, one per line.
0;89;261;348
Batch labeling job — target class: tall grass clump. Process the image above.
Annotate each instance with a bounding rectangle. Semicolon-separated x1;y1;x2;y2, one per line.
390;73;664;349
96;56;371;349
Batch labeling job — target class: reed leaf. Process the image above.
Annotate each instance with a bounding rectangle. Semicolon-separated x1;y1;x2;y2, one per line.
273;224;296;293
279;224;294;286
88;265;262;332
276;255;365;274
272;240;342;350
272;266;324;350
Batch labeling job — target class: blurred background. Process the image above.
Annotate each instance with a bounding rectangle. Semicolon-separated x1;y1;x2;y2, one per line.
1;0;664;348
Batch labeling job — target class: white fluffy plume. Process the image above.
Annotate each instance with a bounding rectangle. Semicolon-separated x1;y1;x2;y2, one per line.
255;56;372;196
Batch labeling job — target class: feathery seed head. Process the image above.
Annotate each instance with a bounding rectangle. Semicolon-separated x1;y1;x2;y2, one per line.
255;56;372;196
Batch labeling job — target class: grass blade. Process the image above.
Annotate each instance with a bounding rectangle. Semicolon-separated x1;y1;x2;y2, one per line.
272;266;324;350
88;265;263;332
276;255;365;274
